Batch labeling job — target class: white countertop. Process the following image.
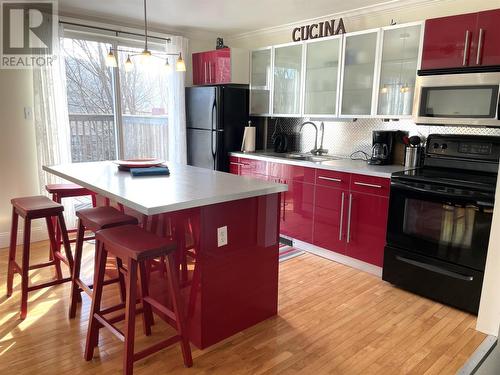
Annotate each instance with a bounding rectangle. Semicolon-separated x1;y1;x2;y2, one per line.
43;161;288;216
230;151;407;178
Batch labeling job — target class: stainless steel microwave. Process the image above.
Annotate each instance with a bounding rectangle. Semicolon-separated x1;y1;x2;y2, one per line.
413;72;500;127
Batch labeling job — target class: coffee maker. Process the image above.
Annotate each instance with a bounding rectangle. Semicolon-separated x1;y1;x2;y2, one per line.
368;130;398;165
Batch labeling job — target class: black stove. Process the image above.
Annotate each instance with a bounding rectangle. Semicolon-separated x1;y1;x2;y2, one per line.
383;134;499;314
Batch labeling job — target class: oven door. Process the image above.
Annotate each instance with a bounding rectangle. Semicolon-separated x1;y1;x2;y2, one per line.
413;72;500;127
386;179;494;271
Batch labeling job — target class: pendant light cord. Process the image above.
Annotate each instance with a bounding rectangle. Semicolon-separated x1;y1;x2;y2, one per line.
144;0;148;51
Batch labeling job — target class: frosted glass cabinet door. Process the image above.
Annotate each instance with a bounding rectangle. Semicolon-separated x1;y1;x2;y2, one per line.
341;31;379;116
250;48;272;115
304;37;341;116
273;44;303;115
377;24;421;116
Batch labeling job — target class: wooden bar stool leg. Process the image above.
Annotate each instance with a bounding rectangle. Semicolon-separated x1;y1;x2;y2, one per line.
116;257;126;303
6;207;19;298
58;213;74;271
124;258;138;375
138;262;153;336
20;218;31;320
165;254;193;368
46;216;63;280
53;193;62;255
85;242;107;361
69;219;85;319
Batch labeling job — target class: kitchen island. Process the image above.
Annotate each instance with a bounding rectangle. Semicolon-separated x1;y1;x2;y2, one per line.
43;161;287;349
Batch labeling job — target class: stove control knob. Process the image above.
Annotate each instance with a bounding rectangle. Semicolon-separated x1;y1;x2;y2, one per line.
441;143;448;150
433;143;439;149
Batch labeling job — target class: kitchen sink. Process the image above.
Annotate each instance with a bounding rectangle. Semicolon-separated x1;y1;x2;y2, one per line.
282;153;341;162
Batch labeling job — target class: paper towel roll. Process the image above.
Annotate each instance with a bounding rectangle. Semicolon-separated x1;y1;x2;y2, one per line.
241;126;256;153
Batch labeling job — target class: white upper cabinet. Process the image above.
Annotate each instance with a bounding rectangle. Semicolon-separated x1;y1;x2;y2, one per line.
273;43;303;116
303;36;342;117
340;29;380;117
250;48;272;115
376;23;423;117
248;21;423;118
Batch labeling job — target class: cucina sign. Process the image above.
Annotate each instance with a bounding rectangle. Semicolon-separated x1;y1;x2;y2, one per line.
292;19;346;42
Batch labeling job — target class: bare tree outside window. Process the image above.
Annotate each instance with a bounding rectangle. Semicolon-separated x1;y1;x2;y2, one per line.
62;38;169;162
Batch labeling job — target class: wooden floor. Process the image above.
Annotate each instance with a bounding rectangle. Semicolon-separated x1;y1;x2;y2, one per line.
0;240;485;374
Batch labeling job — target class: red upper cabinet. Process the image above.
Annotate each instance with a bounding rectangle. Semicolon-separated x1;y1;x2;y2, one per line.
421;13;477;70
421;9;500;70
192;48;249;86
475;9;500;66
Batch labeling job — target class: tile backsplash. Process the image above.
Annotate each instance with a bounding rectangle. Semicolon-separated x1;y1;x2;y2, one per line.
256;117;500;158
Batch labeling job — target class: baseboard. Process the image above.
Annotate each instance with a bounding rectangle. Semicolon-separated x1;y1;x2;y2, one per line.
290;238;383;277
0;225;48;249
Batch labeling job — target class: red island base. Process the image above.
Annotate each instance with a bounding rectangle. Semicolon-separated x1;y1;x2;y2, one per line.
99;193;281;349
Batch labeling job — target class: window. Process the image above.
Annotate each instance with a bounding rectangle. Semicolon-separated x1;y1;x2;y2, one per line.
62;33;169;162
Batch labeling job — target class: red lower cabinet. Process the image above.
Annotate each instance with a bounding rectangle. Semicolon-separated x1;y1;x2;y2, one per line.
281;180;314;243
313;185;348;254
229;156;241;175
344;192;389;267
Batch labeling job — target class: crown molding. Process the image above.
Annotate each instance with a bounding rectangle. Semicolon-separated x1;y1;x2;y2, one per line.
227;0;443;40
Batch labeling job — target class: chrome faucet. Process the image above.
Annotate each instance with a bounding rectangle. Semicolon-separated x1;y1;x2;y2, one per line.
299;121;328;155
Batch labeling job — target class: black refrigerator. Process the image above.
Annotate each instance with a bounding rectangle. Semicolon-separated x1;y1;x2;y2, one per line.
186;85;249;172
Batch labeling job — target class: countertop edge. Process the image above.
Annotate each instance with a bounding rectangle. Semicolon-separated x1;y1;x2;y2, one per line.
43;164;288;216
230;152;405;178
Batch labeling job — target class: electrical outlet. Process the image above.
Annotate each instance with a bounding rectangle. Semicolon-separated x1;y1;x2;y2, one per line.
217;226;228;247
24;107;33;120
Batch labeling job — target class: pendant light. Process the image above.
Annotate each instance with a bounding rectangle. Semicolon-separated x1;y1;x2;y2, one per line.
105;0;186;72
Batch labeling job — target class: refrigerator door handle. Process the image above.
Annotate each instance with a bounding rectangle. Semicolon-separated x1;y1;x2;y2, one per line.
211;98;217;169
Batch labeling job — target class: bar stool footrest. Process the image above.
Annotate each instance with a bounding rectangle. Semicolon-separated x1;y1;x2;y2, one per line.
27;277;71;292
133;335;182;362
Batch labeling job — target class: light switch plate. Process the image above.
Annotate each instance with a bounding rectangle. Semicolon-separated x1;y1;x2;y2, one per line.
217;226;228;247
24;107;33;120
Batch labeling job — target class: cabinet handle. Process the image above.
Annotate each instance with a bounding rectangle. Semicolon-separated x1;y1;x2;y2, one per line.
354;181;383;189
204;62;208;83
208;63;212;83
476;28;484;65
463;30;471;66
318;176;342;183
346;193;352;243
339;192;345;241
230;162;245;166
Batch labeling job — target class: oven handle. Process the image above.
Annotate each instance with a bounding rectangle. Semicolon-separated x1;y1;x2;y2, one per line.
391;180;495;204
395;256;474;282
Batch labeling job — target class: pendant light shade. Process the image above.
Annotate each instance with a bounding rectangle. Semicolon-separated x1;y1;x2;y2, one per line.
163;58;173;73
176;53;186;72
124;55;134;72
105;48;117;67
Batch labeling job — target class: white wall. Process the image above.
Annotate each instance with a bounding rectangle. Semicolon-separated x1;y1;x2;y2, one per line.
226;0;500;49
223;0;500;336
0;69;44;247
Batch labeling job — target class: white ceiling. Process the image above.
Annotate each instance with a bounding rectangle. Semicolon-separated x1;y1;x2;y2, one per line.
59;0;416;37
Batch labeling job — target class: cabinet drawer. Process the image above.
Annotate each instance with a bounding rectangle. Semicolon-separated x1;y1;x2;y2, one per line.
229;156;241;175
350;174;390;197
315;169;350;190
239;158;267;176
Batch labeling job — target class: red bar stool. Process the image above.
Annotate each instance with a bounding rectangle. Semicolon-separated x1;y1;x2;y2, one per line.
6;195;74;319
85;224;192;375
69;206;139;318
46;183;97;253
